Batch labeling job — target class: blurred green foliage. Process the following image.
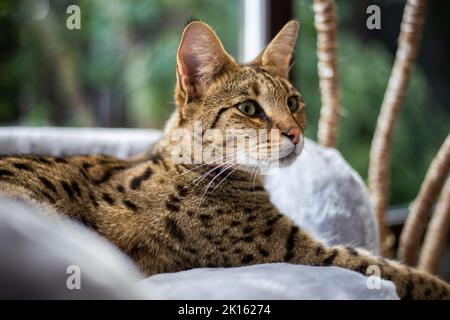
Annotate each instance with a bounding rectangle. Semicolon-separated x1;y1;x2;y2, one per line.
0;0;239;127
0;0;448;205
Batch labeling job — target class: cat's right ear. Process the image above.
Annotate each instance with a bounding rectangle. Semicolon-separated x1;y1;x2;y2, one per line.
249;20;299;78
176;21;235;102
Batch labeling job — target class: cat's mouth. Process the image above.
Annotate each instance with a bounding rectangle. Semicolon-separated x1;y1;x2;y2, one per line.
278;136;304;167
241;135;304;172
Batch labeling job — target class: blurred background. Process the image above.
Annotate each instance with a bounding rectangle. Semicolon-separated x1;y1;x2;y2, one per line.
0;0;449;210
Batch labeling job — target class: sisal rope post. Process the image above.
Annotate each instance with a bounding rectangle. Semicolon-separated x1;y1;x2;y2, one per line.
418;177;450;274
313;0;341;148
399;133;450;265
368;0;428;257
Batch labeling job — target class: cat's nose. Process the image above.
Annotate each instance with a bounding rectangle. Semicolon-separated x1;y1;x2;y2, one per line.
282;127;301;145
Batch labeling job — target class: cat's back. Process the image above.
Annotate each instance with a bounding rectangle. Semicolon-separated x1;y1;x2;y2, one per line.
0;154;132;219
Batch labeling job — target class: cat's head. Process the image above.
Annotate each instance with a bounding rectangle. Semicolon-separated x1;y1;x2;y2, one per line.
164;20;305;172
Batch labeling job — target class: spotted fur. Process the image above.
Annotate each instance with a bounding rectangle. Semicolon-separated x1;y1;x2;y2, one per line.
0;21;448;299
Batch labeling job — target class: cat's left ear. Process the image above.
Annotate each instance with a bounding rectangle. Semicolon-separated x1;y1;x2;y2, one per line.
176;21;235;101
250;20;299;78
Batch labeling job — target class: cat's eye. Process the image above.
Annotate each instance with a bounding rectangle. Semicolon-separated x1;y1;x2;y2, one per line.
237;101;259;117
287;96;299;113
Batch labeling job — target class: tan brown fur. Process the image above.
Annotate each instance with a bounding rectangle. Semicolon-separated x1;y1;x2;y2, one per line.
0;21;449;299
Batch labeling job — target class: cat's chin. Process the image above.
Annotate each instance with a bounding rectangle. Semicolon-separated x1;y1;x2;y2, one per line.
238;137;304;173
242;149;302;173
279;136;304;167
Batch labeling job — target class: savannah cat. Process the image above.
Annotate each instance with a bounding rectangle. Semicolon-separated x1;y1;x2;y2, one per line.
0;20;449;300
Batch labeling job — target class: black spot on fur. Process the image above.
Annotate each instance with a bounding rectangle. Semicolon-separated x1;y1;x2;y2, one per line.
243;235;254;242
13;163;33;171
322;249;338;266
346;247;359;257
71;181;81;196
130;167;153;190
241;254;254;264
316;245;326;256
355;261;369;275
258;247;269;257
169;194;180;203
0;169;13;177
123;200;139;212
165;217;185;242
94;170;113;185
41;191;56;204
203;234;213;241
186;247;198;254
36;157;52;165
176;184;188;197
199;214;212;223
262;228;273;237
79;215;98;230
38;176;57;193
94;165;127;185
116;185;125;193
78;167;90;180
60;181;74;199
89;193;99;208
247;215;257;222
267;214;282;226
54;157;68;164
166;201;180;212
102;193;114;205
82;162;93;170
243;226;253;234
150;152;169;171
230;220;240;227
186;210;195;217
284;225;299;261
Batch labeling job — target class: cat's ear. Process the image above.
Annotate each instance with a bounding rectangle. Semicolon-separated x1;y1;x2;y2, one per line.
250;20;299;78
176;21;235;101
